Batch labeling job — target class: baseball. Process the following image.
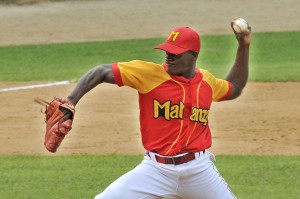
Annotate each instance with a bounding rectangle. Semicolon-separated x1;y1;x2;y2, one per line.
232;18;249;33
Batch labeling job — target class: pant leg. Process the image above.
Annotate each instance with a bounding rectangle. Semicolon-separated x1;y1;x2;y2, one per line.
178;151;237;199
94;157;180;199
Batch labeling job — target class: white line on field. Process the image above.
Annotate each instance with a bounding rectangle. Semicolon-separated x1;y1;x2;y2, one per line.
0;81;71;93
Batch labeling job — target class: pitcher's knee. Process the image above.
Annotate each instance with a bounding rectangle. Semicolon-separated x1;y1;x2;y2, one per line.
94;194;101;199
94;193;106;199
94;191;123;199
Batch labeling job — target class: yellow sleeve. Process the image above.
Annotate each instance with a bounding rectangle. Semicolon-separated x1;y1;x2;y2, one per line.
115;60;171;93
200;69;232;101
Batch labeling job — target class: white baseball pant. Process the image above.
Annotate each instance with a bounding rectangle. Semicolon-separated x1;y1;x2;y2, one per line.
94;151;236;199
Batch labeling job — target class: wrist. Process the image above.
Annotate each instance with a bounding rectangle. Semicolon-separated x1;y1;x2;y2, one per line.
67;96;77;106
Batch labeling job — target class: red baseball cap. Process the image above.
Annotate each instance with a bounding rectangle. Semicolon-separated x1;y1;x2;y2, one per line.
154;27;201;54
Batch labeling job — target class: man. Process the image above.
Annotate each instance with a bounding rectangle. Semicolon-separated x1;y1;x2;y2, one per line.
66;22;251;199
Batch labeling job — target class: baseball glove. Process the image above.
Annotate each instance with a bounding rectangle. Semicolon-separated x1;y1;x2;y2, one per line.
35;97;75;153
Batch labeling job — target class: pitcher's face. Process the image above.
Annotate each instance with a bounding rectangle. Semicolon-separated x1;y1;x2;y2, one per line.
165;51;198;78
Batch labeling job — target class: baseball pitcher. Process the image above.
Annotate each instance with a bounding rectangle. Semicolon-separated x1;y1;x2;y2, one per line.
41;19;251;199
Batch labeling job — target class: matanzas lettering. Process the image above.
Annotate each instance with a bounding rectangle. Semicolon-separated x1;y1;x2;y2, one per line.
153;99;209;125
153;99;184;120
190;107;209;125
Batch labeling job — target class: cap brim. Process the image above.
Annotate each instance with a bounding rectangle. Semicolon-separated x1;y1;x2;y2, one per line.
154;42;188;54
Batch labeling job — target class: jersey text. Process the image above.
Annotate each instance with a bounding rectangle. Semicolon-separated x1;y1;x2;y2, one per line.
153;99;184;121
190;107;209;125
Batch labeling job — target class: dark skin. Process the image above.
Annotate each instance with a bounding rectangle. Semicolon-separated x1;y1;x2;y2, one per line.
164;51;198;78
67;24;252;106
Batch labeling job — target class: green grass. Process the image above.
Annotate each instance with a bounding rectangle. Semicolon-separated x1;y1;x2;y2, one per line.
198;31;300;81
0;31;299;82
0;155;142;199
0;155;299;199
215;156;300;199
0;39;162;81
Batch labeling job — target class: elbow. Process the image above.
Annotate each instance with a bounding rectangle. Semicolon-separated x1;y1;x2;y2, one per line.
87;65;108;84
230;89;242;100
226;84;244;100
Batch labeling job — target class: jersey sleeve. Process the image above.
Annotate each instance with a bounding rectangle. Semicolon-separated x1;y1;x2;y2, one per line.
200;69;232;101
112;60;171;93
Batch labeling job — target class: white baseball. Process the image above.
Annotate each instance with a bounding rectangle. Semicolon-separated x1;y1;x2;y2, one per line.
232;18;249;33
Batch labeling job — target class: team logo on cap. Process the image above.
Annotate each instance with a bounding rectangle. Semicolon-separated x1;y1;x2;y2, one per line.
167;31;180;42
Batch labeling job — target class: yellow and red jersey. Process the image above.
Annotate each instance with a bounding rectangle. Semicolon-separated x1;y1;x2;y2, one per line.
112;60;232;156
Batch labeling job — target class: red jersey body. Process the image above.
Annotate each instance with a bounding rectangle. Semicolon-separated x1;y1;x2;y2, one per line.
112;60;232;156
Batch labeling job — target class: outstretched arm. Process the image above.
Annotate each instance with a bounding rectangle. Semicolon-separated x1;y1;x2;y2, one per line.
40;64;115;152
67;64;115;105
225;21;252;100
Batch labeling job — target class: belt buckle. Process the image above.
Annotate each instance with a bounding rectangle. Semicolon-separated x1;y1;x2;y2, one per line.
171;157;176;165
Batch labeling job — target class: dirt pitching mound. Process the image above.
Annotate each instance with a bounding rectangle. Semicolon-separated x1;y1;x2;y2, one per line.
0;0;299;155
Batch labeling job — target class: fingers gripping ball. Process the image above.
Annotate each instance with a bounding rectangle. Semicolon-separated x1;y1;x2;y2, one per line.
232;17;249;33
36;98;75;153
